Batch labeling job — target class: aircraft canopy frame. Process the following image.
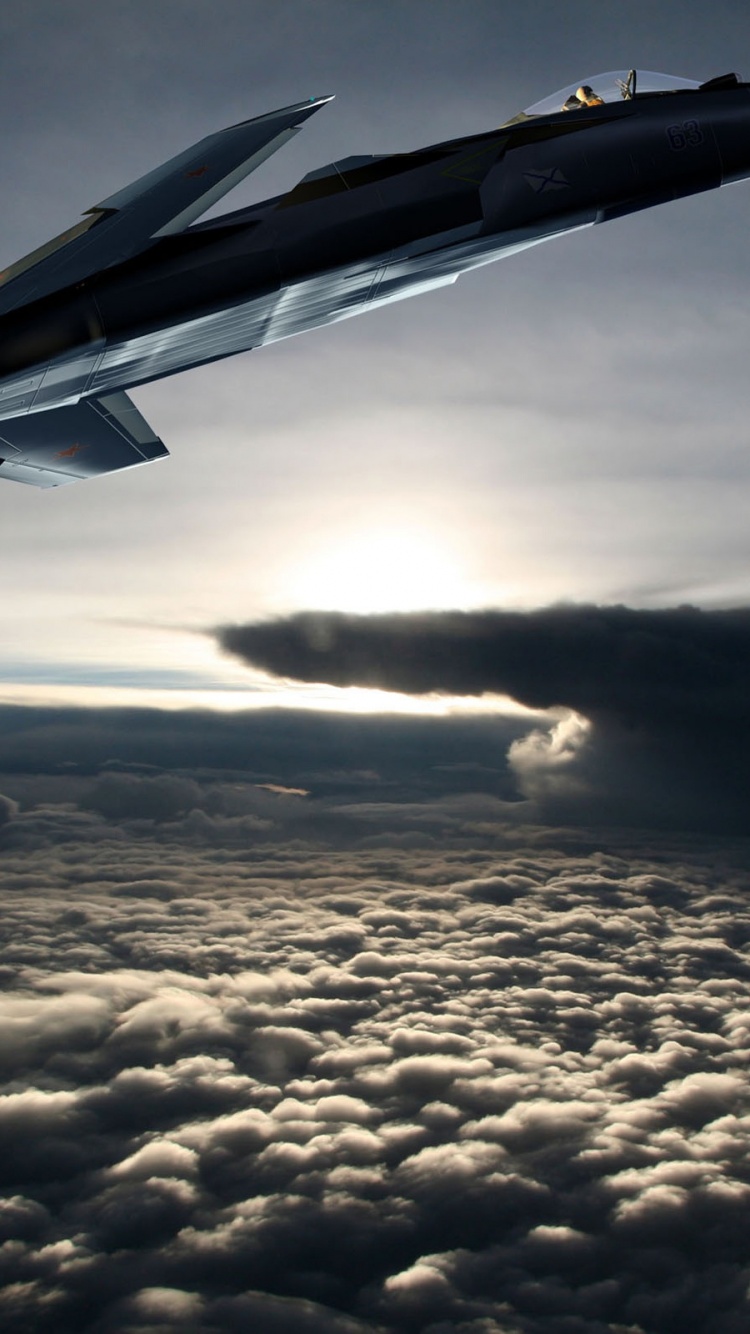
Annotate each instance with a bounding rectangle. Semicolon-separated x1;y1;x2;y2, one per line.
519;70;703;120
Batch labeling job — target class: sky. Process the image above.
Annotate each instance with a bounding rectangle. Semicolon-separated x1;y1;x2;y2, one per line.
2;3;750;1331
1;0;750;708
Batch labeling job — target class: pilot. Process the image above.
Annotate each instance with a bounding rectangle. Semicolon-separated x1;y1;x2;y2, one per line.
576;84;604;106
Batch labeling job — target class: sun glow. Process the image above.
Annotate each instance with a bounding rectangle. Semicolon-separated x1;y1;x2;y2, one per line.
289;525;474;614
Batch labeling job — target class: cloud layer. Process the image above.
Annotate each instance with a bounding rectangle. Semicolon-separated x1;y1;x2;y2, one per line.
217;606;750;832
217;606;750;717
0;790;749;1332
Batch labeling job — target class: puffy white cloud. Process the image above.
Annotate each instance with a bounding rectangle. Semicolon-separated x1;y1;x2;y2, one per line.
0;821;749;1330
508;710;593;803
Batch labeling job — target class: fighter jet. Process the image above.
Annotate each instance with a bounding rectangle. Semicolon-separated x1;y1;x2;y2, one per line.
0;68;746;487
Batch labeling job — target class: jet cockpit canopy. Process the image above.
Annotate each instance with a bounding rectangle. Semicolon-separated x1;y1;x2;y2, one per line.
518;70;702;119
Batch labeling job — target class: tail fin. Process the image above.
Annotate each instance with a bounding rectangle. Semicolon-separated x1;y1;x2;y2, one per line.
0;96;334;315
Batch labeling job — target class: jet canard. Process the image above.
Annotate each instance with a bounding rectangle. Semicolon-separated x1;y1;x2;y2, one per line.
0;70;747;487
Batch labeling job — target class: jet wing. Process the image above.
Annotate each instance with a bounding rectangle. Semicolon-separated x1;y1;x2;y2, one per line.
0;96;333;315
0;391;168;488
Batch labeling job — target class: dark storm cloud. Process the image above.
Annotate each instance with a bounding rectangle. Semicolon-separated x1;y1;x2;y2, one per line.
0;703;526;798
216;605;750;719
0;702;539;853
216;606;750;832
0;823;750;1332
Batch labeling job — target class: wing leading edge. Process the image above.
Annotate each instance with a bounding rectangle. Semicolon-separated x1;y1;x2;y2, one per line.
0;392;168;488
0;96;333;315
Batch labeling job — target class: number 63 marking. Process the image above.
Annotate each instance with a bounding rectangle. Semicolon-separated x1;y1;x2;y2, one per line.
667;120;704;150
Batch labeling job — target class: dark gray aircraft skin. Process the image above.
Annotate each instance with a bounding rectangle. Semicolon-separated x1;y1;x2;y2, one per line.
0;68;748;486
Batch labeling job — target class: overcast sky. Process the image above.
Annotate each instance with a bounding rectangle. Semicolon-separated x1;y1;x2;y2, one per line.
3;5;750;1330
1;0;750;708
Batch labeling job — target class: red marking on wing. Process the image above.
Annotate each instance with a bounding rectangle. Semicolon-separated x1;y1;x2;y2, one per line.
185;165;209;179
55;442;88;459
